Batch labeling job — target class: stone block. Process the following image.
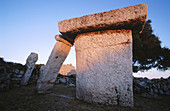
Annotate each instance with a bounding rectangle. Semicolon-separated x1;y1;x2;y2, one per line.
75;29;133;106
58;4;147;38
37;41;71;93
21;52;38;85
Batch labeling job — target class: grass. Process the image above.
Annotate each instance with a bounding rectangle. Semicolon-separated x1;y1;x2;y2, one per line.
0;84;170;111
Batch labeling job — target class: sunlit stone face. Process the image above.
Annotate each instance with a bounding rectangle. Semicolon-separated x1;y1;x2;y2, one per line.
75;30;133;106
37;41;71;93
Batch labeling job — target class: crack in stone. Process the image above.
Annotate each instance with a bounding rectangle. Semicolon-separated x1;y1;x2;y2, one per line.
115;88;120;105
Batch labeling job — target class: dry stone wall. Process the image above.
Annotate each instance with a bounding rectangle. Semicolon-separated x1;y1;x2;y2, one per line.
134;77;170;99
0;58;41;91
1;57;169;99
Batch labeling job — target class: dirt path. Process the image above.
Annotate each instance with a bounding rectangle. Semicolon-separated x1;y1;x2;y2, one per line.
0;84;170;111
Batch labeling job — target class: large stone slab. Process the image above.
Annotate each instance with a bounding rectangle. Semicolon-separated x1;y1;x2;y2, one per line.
75;30;133;106
37;41;71;93
21;52;38;85
58;4;147;39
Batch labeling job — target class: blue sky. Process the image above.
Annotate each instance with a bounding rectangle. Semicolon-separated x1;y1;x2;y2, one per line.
0;0;170;78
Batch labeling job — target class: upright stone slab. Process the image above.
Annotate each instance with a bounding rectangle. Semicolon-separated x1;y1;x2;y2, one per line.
58;4;148;106
21;52;38;85
75;30;133;106
37;35;72;93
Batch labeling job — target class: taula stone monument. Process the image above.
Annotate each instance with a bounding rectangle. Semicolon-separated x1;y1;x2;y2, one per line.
37;4;148;107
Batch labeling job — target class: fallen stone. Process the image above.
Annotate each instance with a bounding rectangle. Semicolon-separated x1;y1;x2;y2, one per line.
50;93;74;99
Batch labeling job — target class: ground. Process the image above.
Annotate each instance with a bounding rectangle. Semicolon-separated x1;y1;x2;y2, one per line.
0;84;169;111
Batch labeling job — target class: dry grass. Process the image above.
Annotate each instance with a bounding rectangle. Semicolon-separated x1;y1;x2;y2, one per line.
0;84;169;111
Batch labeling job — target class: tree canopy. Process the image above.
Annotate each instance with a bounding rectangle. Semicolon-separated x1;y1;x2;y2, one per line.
133;20;170;72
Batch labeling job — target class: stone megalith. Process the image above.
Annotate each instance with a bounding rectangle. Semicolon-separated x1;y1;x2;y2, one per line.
36;35;73;93
58;4;148;106
21;52;38;85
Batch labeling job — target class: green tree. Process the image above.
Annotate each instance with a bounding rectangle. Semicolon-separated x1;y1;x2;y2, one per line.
133;20;170;72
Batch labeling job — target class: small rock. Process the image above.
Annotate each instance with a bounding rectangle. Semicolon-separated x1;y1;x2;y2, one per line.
159;89;164;95
152;84;156;88
55;79;60;84
14;69;19;74
138;81;149;89
20;70;24;75
59;78;66;84
162;84;168;91
149;88;154;95
157;84;161;90
67;69;76;77
68;84;75;87
141;92;150;98
154;88;158;93
146;79;152;84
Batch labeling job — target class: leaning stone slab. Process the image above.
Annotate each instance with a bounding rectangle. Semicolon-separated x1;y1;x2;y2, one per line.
21;52;38;85
58;4;148;38
37;37;71;93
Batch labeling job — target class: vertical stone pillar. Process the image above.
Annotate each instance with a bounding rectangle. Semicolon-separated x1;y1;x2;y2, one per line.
21;52;38;85
37;35;72;93
75;30;133;106
58;4;147;107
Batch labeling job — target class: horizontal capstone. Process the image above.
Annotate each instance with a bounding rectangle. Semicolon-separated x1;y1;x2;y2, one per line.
58;4;148;38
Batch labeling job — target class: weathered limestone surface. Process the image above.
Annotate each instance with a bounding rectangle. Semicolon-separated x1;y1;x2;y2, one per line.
75;30;133;106
58;4;148;38
37;41;71;93
21;52;38;85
